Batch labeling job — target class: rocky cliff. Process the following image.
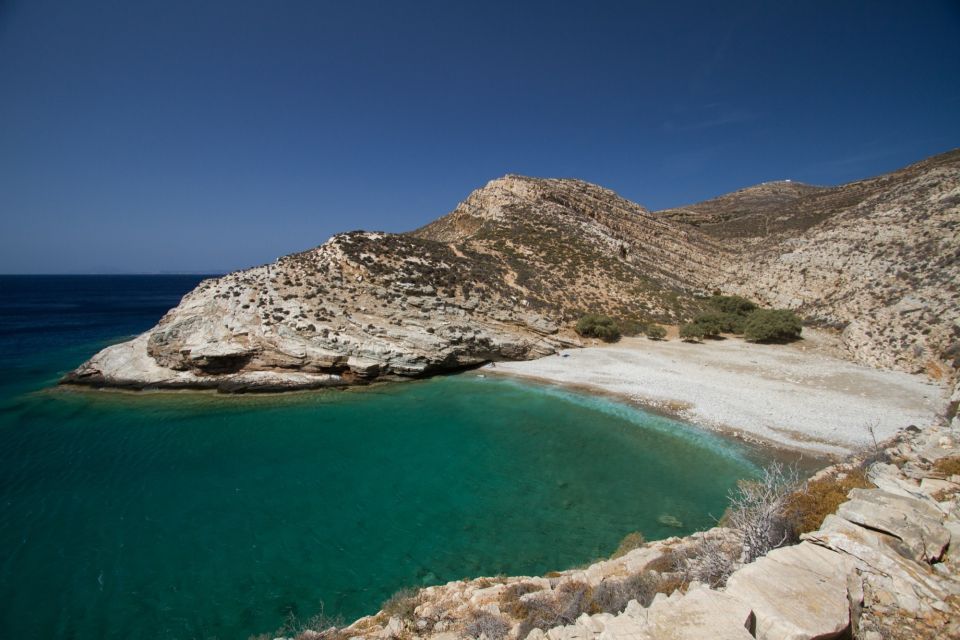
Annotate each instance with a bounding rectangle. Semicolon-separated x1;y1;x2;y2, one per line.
63;150;959;391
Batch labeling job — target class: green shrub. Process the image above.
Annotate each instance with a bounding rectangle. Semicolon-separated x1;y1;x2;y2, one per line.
743;309;803;343
680;314;723;341
708;295;757;316
644;325;667;340
687;313;724;337
575;314;621;342
616;318;649;337
679;323;706;342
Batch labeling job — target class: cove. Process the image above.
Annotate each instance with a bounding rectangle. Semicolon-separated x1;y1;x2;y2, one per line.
0;277;763;640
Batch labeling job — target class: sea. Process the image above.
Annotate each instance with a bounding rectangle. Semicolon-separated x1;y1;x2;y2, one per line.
0;275;761;640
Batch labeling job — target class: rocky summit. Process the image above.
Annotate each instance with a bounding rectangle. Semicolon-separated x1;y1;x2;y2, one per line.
63;150;960;392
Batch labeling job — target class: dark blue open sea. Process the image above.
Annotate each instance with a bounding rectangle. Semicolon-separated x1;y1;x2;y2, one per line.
0;275;760;639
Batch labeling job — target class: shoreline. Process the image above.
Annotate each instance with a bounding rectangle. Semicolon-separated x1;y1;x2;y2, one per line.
488;329;946;456
482;368;832;464
55;328;946;457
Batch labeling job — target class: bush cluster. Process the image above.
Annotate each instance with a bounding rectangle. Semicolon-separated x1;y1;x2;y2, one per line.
462;610;511;640
644;324;667;340
679;295;802;343
743;309;803;343
575;314;621;342
934;456;960;476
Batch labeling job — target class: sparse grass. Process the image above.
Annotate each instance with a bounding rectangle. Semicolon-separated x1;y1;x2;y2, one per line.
782;467;873;536
255;603;345;640
611;531;646;558
498;582;545;618
381;587;419;620
462;610;510;640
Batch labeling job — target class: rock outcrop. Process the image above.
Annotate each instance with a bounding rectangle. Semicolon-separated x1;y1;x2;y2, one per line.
63;150;960;391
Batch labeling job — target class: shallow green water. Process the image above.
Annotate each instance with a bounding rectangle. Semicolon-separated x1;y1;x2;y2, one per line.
0;376;762;639
0;276;763;639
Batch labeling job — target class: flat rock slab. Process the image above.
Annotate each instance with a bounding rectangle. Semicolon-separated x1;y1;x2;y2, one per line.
808;514;953;613
724;542;852;640
641;587;755;640
836;488;950;562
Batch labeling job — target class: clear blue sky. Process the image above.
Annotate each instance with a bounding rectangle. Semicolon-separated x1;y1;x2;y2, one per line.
1;1;958;274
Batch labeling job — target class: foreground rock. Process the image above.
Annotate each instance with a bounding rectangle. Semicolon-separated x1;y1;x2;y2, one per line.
272;399;960;640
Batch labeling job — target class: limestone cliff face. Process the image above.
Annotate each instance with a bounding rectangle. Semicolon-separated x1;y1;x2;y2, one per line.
64;151;960;391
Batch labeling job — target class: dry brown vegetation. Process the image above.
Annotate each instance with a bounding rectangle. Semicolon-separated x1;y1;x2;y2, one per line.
783;467;873;536
933;456;960;476
611;531;646;559
499;572;684;640
380;587;420;621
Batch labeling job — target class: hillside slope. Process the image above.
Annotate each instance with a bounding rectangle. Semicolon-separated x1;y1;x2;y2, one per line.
695;150;960;375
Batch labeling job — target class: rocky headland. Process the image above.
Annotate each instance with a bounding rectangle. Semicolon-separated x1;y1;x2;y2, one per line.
63;150;959;393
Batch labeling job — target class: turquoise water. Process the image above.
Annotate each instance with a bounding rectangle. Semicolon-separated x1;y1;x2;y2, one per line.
0;276;762;639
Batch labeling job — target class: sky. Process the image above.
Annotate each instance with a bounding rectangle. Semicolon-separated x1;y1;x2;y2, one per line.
1;1;958;274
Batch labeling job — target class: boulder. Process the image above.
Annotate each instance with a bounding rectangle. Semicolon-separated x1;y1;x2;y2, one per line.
723;542;852;640
836;488;950;562
642;586;755;639
807;515;952;613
